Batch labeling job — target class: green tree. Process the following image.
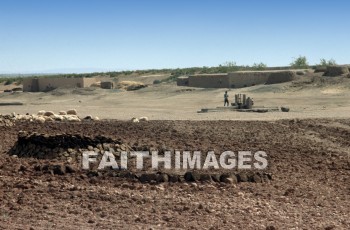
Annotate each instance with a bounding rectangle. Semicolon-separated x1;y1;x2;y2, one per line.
290;56;309;68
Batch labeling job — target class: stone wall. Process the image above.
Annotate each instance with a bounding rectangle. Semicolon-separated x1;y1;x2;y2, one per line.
184;71;298;89
177;77;189;86
82;78;99;87
188;74;229;88
228;71;271;88
22;77;97;92
266;71;297;84
101;81;114;89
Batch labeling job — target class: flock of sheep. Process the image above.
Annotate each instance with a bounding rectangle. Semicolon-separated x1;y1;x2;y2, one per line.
1;109;149;123
9;109;96;123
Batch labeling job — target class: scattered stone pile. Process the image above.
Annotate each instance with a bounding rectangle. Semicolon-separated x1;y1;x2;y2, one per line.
10;131;132;163
11;131;272;184
31;163;272;184
134;171;272;184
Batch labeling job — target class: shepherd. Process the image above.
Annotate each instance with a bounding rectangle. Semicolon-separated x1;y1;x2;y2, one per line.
224;91;229;106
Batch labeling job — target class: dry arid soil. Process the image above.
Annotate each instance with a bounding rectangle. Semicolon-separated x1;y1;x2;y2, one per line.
0;73;350;229
0;119;349;229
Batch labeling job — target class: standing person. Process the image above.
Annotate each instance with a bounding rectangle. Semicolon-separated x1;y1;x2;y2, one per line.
224;91;229;106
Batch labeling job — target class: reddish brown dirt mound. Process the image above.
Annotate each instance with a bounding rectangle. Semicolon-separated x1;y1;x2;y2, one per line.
0;120;349;229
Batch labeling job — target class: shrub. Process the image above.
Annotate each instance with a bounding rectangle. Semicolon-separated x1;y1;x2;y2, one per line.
4;80;12;85
252;62;267;70
319;58;337;66
290;56;309;68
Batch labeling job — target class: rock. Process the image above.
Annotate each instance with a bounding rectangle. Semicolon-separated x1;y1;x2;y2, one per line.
224;178;236;184
139;173;157;183
33;165;41;171
220;174;238;184
52;165;65;175
263;173;273;181
87;171;101;178
236;172;249;182
65;165;76;173
211;174;221;182
169;175;179;183
200;174;212;182
281;107;290;112
250;173;262;183
184;171;201;182
44;111;55;116
66;109;77;115
156;173;169;183
266;226;276;230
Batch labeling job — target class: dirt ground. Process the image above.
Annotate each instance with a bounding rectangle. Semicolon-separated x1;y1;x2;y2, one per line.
1;74;350;121
0;119;349;229
0;74;349;229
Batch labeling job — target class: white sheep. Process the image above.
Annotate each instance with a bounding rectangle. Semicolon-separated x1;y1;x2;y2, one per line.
44;111;55;116
131;117;139;123
139;116;149;122
37;110;46;116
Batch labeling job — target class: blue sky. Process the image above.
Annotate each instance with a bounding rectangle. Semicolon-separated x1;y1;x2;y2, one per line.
0;0;349;73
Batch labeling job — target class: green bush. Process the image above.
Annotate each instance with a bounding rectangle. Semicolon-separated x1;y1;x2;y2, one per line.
4;80;12;85
252;62;267;70
318;58;337;66
290;56;309;68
